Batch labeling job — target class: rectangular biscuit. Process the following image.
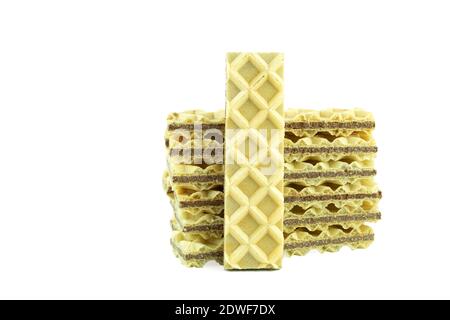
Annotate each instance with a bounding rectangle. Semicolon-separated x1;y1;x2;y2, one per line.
171;224;374;267
224;52;285;270
284;224;374;256
171;230;224;267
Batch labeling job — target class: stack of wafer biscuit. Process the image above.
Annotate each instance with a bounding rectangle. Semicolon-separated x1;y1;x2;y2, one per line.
163;109;381;267
164;110;225;267
283;109;380;255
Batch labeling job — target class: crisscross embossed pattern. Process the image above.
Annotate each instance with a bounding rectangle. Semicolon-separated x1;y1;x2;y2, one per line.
224;53;284;269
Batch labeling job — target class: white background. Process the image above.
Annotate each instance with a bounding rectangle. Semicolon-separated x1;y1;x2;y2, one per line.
1;0;449;299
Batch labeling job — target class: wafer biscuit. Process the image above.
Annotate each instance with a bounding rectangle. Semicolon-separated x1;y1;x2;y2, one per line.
165;108;375;137
171;224;374;267
224;53;285;269
164;106;380;268
171;217;223;238
171;231;224;267
284;224;374;256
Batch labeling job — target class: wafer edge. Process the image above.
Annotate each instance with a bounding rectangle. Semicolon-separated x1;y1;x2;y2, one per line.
167;121;375;131
169;146;378;157
171;239;223;262
284;191;382;203
284;212;381;226
171;169;376;184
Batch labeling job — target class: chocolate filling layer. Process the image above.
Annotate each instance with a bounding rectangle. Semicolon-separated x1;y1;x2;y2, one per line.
284;234;374;250
284;191;382;203
178;192;381;208
172;170;375;184
178;199;224;208
182;224;224;232
285;121;375;130
170;146;378;157
172;175;224;183
167;121;375;131
169;147;223;155
284;169;376;179
175;213;380;231
284;212;381;226
285;146;378;154
168;123;225;131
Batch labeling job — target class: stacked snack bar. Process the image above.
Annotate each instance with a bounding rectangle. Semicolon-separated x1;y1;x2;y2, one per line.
282;109;380;255
164;110;225;267
163;109;381;267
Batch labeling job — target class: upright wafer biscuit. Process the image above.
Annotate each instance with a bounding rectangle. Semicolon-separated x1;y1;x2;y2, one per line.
224;52;285;270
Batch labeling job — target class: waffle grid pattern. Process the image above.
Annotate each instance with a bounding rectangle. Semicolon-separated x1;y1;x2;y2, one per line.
224;53;284;269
